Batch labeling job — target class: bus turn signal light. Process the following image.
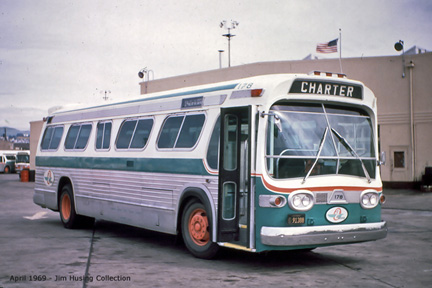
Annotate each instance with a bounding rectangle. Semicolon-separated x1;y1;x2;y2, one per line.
251;89;263;97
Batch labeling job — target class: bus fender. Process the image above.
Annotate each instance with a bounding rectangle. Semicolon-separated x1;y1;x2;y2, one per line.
56;175;75;211
176;185;217;242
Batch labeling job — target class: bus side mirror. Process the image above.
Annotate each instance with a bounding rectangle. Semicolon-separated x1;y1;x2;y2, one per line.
379;151;386;166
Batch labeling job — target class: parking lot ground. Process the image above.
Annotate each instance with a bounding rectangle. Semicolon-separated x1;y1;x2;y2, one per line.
1;173;431;287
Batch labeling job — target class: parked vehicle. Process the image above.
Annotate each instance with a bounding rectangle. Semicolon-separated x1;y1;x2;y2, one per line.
0;152;16;173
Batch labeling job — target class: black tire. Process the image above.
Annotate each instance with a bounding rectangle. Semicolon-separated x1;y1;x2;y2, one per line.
4;166;10;174
181;201;219;259
59;185;94;229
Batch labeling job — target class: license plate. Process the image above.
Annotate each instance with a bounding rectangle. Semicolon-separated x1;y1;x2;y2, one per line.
288;214;305;225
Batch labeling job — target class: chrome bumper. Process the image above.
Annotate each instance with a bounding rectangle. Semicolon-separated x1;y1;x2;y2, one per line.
261;221;387;246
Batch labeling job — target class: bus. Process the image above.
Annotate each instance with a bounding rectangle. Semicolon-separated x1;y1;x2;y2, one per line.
14;151;30;172
33;72;387;258
0;151;16;173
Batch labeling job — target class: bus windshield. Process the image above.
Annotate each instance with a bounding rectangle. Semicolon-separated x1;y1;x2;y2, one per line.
16;154;30;163
266;103;376;180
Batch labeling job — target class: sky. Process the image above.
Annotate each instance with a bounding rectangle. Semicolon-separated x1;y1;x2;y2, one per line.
1;0;431;131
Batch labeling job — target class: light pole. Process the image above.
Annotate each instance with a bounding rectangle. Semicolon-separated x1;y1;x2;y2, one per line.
220;20;239;67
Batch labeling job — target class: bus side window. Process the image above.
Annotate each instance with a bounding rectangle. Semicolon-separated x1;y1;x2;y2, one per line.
158;114;205;149
41;126;64;151
65;124;92;151
130;119;153;149
41;127;54;150
158;116;183;149
116;120;137;149
116;118;153;150
176;114;205;148
206;117;220;170
96;122;112;150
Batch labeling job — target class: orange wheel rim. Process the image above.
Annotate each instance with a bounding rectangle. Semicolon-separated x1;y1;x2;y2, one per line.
188;208;210;246
61;194;71;221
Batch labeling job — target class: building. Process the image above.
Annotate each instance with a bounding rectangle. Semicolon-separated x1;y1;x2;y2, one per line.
139;51;432;188
29;50;431;188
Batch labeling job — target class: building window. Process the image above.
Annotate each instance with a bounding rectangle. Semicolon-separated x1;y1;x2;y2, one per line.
394;151;405;168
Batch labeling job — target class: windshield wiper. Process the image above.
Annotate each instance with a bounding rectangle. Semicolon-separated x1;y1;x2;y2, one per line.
302;127;328;184
331;128;371;183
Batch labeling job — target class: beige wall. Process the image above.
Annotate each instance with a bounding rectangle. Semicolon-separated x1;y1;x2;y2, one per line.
30;120;43;170
140;53;432;183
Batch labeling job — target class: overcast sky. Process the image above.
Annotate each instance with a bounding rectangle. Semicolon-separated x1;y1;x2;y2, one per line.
1;0;431;130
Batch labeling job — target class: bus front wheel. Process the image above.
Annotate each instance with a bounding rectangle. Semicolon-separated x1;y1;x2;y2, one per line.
181;201;219;259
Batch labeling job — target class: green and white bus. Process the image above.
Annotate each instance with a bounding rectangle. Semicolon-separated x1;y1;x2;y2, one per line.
34;72;387;258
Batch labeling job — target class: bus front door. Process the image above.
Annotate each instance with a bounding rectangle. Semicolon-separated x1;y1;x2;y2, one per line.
217;106;251;247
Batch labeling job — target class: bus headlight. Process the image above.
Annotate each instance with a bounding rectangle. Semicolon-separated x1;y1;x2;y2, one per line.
288;190;314;211
360;190;380;209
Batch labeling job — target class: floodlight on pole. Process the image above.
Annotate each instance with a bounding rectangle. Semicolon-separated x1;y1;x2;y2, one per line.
394;40;405;78
220;20;239;67
138;67;154;94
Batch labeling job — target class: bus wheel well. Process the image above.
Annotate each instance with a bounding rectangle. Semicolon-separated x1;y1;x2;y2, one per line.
177;188;213;235
57;177;72;209
178;188;219;259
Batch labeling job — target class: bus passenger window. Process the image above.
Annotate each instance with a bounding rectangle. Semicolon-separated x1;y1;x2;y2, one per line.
158;114;205;149
65;124;92;150
206;117;220;170
116;118;153;150
158;116;183;149
41;126;64;151
130;119;153;149
51;127;64;149
176;114;205;148
75;125;92;149
65;125;80;149
41;127;54;150
116;120;137;149
96;122;112;150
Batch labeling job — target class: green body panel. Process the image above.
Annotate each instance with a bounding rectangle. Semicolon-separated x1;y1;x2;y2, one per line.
36;156;210;176
253;176;383;252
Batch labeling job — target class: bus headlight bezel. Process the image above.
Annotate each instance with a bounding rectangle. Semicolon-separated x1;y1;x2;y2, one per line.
288;190;315;211
360;190;380;209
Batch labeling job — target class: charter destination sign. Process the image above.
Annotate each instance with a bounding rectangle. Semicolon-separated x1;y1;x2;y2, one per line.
289;79;363;99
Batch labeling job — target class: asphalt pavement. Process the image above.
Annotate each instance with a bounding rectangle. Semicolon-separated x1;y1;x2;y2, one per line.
0;173;431;288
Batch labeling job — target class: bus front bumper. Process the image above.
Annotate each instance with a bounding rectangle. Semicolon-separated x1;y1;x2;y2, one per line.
260;221;387;247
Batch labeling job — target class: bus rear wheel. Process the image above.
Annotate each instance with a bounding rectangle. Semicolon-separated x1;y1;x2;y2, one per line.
181;201;219;259
59;184;94;229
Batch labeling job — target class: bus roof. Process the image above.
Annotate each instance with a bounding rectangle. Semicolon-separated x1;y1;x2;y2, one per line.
47;73;375;125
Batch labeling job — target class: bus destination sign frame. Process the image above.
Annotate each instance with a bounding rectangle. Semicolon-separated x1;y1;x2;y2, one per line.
289;79;363;100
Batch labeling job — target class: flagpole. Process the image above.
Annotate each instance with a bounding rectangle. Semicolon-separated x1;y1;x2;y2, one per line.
339;28;343;74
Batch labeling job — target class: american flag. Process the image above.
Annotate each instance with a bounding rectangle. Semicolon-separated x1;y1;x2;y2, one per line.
316;39;338;53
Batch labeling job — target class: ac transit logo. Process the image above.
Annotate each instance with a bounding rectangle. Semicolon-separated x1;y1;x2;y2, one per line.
326;207;348;223
43;170;55;186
